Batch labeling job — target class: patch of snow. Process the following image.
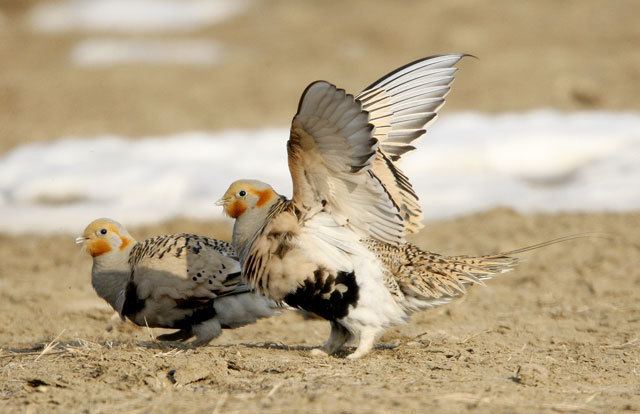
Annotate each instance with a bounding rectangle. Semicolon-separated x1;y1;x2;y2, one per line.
29;0;250;33
71;38;223;66
0;112;639;234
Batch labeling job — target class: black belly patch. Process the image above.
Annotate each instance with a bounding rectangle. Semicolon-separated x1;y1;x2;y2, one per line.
121;281;145;319
121;280;218;329
171;298;217;330
284;268;359;320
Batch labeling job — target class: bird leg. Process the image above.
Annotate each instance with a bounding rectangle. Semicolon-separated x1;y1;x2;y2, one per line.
346;327;380;360
105;311;126;332
324;321;351;354
312;321;351;356
157;329;194;342
311;321;351;356
190;319;222;347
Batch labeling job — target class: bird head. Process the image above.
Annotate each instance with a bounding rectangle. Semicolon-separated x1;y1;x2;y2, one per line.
217;180;278;219
76;218;135;258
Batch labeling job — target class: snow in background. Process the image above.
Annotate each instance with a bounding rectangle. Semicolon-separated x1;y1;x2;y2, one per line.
28;0;250;33
1;111;639;234
71;39;223;66
28;0;249;67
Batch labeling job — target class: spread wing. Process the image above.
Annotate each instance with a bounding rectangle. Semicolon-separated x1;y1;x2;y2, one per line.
288;81;405;245
287;55;467;242
358;54;467;233
129;234;248;303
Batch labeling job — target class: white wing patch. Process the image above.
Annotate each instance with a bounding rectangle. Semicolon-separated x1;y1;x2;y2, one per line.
299;212;362;271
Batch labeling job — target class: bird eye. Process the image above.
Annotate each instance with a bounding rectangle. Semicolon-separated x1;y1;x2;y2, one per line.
238;190;247;197
99;228;107;235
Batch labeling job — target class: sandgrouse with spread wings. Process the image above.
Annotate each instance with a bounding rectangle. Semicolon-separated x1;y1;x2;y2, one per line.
219;54;521;359
77;218;275;346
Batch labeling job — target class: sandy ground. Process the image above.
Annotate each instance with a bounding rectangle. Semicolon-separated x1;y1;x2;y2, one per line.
1;211;639;413
1;0;640;412
1;0;640;153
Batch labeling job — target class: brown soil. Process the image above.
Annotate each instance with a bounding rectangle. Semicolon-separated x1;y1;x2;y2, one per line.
1;1;640;412
1;0;640;153
1;211;639;413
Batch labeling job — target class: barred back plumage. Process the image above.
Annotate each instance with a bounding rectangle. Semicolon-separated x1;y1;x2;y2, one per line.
363;239;518;309
128;233;236;267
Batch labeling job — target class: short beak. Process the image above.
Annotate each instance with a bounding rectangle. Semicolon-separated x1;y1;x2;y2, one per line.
215;197;228;207
75;236;88;245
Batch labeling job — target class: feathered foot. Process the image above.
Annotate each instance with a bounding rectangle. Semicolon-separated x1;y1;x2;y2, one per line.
157;329;194;342
311;321;351;357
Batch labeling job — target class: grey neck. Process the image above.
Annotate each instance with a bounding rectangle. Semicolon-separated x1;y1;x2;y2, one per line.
91;268;130;316
232;223;254;265
232;208;267;264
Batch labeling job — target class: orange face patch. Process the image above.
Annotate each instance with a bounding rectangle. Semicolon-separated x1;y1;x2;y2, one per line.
119;237;131;251
227;200;247;218
252;189;274;208
89;239;112;257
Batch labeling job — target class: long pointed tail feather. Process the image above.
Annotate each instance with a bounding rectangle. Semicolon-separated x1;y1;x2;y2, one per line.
498;232;611;255
369;233;606;310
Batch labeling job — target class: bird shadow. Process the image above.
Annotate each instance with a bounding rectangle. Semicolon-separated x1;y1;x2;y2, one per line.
4;338;398;360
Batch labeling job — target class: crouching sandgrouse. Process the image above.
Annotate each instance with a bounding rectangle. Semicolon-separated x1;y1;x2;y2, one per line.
77;218;276;346
219;54;561;359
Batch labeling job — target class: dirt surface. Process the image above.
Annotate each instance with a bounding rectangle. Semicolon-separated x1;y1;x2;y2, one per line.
1;0;640;412
1;211;639;413
1;0;640;153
